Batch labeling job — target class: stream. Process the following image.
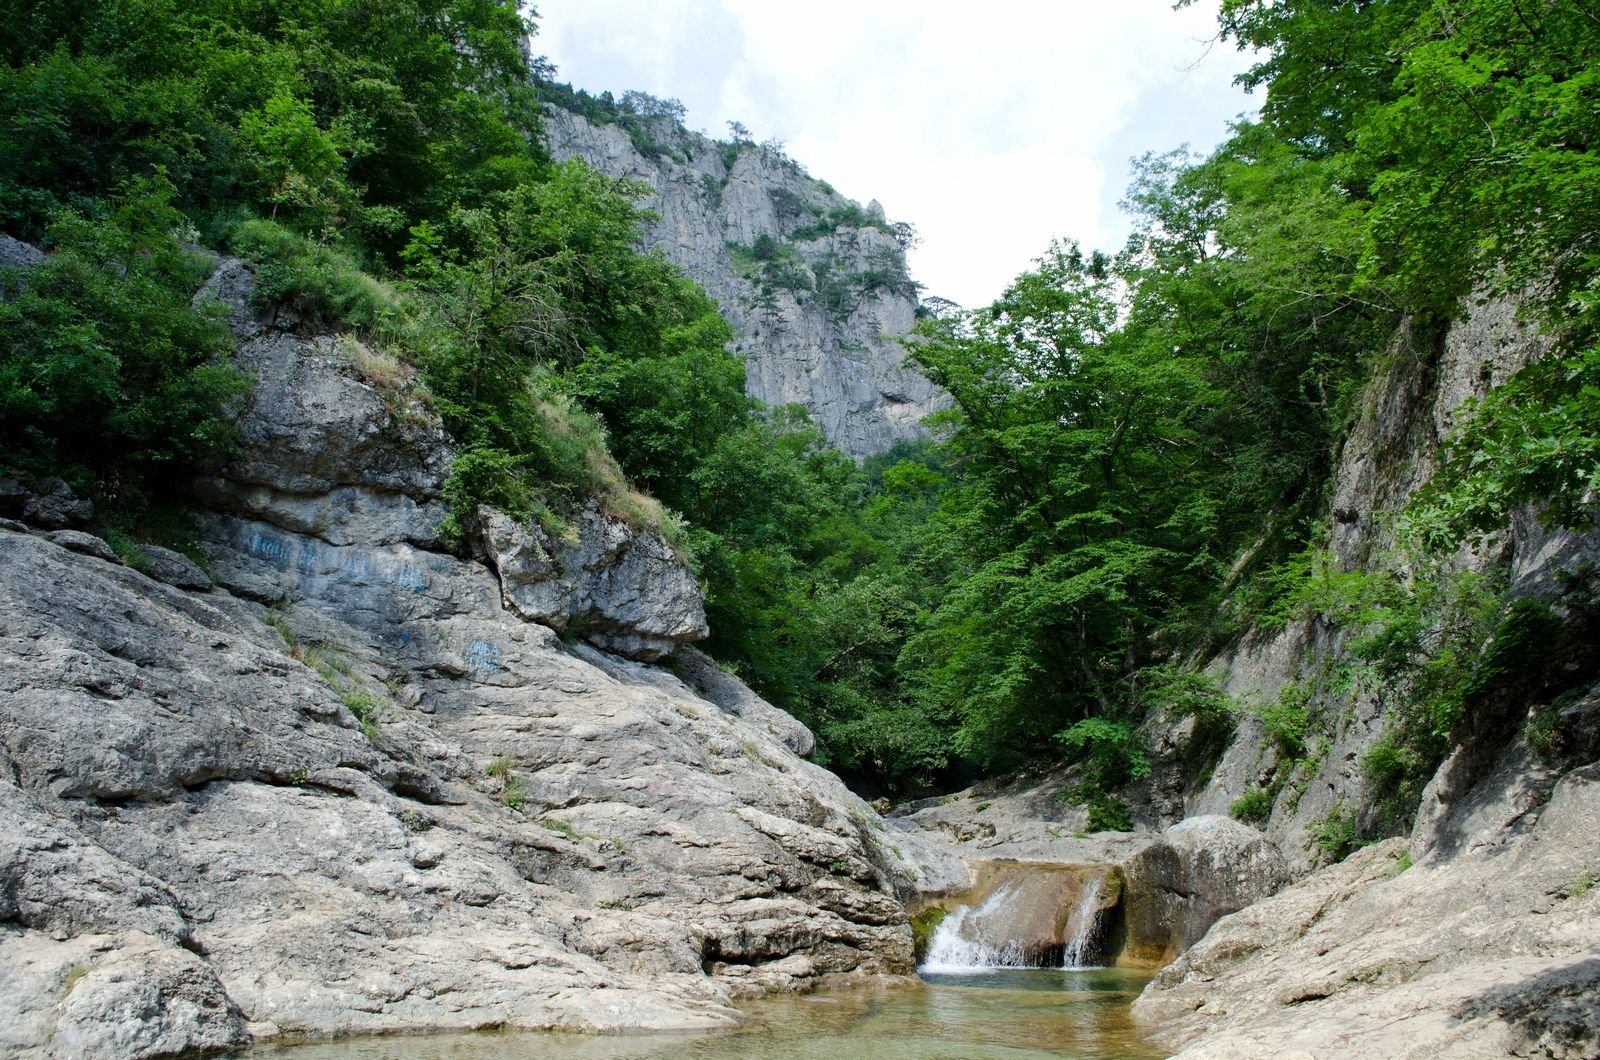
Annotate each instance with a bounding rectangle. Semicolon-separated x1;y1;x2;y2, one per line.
244;867;1161;1057
243;967;1158;1059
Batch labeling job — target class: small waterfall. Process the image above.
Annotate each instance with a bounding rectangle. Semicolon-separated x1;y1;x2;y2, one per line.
920;870;1108;973
922;880;1034;972
1061;874;1103;969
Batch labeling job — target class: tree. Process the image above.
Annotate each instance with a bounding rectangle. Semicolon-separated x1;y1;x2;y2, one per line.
903;242;1223;767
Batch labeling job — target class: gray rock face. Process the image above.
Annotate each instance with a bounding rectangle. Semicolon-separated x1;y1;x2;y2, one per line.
0;233;44;270
1117;816;1288;967
544;108;947;459
0;272;922;1053
193;257;706;662
671;647;814;758
1180;294;1600;871
1135;763;1600;1059
0;509;915;1050
137;544;213;591
0;474;95;530
480;505;706;661
43;529;119;564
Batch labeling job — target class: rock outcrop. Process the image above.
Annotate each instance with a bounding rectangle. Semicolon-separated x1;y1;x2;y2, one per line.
1119;298;1600;1052
0;256;923;1056
544;107;947;459
1115;816;1288;967
894;784;1287;970
1136;760;1600;1059
1178;298;1599;871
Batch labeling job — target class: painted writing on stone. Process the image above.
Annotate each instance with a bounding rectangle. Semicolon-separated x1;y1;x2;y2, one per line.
248;531;286;565
465;640;501;674
247;527;430;594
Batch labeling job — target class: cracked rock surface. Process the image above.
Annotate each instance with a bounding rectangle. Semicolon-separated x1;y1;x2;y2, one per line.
0;258;946;1056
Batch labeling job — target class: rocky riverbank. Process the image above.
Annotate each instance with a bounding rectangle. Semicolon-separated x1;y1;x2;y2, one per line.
0;255;962;1057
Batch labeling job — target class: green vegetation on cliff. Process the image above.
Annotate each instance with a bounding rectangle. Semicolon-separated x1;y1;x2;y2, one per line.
3;1;1596;826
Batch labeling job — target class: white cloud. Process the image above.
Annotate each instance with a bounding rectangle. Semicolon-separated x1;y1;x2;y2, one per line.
535;1;1256;307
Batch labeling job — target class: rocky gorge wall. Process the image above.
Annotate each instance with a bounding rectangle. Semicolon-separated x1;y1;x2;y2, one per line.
543;107;946;459
1126;298;1600;1054
1176;297;1600;872
883;292;1600;1055
0;253;966;1057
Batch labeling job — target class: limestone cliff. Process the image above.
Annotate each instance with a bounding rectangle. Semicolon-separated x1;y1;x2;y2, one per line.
542;106;947;459
1126;298;1600;1055
0;255;962;1057
1177;297;1600;873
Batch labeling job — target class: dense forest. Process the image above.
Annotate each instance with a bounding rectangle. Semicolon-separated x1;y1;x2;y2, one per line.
2;0;1596;836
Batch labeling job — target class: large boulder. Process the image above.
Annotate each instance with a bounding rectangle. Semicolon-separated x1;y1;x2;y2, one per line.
480;504;708;661
1117;815;1289;966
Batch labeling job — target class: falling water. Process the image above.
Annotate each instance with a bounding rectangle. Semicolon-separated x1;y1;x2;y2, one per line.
921;880;1034;972
1061;874;1103;970
920;871;1106;973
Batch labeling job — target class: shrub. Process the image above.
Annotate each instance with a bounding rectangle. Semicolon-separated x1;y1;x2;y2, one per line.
1254;682;1310;760
1229;787;1274;823
1306;802;1360;863
0;179;248;516
230;219;398;331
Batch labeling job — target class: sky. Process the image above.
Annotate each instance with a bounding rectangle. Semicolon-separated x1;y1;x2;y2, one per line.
533;2;1260;309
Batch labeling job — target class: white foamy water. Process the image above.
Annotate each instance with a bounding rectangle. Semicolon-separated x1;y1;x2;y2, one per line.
1061;874;1103;970
921;880;1034;973
920;872;1106;974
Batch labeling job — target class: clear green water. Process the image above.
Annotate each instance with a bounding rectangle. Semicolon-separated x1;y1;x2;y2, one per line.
246;967;1160;1059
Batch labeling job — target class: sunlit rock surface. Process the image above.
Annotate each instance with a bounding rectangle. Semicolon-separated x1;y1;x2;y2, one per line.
544;108;947;459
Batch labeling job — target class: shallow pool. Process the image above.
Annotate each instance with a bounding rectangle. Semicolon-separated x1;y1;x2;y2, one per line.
246;966;1160;1059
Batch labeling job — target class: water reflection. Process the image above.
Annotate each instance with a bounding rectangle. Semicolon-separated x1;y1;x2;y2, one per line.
245;968;1159;1059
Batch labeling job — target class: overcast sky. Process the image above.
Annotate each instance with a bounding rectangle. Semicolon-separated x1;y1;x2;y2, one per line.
534;2;1259;309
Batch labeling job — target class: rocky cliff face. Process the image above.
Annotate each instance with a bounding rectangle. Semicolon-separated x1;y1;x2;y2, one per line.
543;108;946;459
1126;298;1600;1054
1180;297;1600;873
0;255;963;1057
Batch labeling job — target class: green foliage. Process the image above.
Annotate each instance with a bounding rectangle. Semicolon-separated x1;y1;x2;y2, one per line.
728;235;813;295
0;0;544;250
1229;788;1273;824
788;203;893;242
1062;788;1135;834
0;178;247;517
230;219;398;330
1254;683;1310;761
535;81;687;161
1138;664;1238;766
909;906;949;962
1404;339;1600;551
1306;801;1361;864
1056;718;1151;790
904;241;1227;769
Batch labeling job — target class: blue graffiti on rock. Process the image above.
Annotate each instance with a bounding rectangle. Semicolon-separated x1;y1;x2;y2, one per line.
465;640;501;674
